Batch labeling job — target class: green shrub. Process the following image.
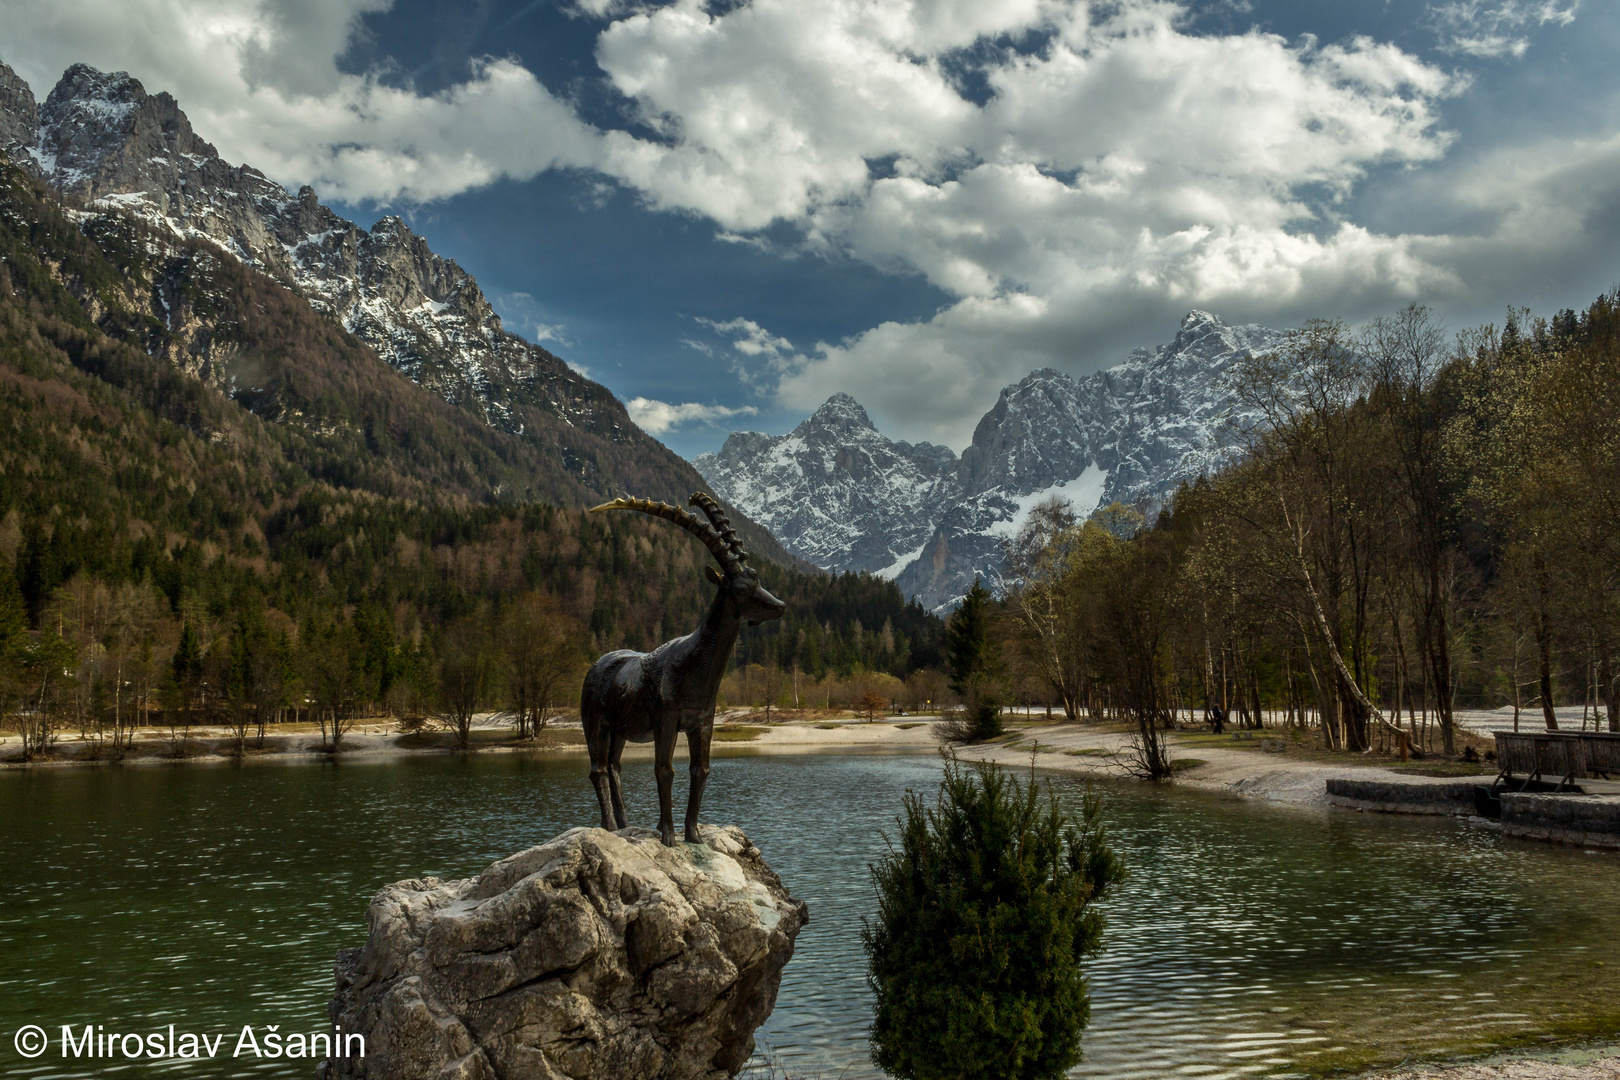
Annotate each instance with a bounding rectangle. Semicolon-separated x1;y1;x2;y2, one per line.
712;725;766;742
863;757;1125;1080
970;700;1004;740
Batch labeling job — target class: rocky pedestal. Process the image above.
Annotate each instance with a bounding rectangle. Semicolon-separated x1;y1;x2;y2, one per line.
320;825;807;1080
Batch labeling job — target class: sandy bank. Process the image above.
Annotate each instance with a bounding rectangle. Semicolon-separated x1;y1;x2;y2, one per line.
944;721;1503;808
1358;1043;1620;1079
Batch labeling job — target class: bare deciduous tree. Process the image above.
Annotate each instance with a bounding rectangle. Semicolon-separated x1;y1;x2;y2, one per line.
1003;498;1090;720
438;616;500;751
502;593;583;738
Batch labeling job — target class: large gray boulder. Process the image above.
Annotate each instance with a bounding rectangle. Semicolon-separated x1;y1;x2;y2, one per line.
320;825;807;1080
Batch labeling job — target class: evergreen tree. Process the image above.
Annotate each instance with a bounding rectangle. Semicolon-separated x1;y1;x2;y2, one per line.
864;758;1125;1080
173;623;202;685
946;577;1004;738
171;622;202;732
0;561;25;640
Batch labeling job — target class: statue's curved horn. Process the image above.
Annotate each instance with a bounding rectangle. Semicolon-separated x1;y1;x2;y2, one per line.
590;496;739;572
688;493;748;562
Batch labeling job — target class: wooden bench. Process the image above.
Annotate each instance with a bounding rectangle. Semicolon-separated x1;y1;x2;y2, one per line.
1580;731;1620;779
1492;731;1587;792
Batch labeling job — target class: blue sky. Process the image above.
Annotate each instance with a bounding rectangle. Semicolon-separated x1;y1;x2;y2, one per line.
3;0;1617;457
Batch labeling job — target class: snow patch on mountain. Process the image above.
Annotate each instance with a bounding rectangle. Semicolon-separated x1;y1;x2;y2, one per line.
875;540;929;582
988;465;1110;540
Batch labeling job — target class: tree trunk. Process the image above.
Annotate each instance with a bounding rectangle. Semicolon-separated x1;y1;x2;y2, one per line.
1603;653;1618;733
1534;553;1558;730
1538;629;1558;730
1202;635;1215;727
1511;642;1522;732
1335;669;1370;751
1290;517;1397;753
1249;662;1263;729
1427;598;1456;755
1299;632;1336;749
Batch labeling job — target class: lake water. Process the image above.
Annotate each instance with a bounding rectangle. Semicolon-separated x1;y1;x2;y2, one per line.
1;750;1617;1078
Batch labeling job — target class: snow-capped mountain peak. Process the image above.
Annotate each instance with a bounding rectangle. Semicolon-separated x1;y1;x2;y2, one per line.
694;394;959;575
797;392;878;436
0;57;789;537
699;310;1286;611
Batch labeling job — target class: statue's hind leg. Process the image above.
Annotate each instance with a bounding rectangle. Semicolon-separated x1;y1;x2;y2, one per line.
653;725;677;847
683;726;711;845
607;731;628;830
586;724;617;831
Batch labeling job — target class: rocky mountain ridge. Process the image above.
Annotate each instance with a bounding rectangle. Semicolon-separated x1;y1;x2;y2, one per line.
0;58;791;560
3;63;652;489
698;310;1286;610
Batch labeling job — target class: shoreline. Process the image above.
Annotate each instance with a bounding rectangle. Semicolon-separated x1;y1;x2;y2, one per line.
947;722;1507;809
0;715;1535;806
0;713;946;770
11;713;1616;829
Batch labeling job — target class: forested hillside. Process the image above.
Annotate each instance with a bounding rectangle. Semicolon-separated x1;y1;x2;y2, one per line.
0;61;788;536
0;161;940;757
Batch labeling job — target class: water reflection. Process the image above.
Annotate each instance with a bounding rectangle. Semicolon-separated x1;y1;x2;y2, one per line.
0;752;1616;1079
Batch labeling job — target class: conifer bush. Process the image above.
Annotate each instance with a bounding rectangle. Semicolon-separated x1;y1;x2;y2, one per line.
863;757;1124;1080
944;577;1005;740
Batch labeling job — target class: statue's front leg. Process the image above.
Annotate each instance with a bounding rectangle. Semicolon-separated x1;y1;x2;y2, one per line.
684;725;712;845
654;725;677;847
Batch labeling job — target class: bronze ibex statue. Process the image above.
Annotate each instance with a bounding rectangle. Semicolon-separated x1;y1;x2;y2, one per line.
581;493;785;846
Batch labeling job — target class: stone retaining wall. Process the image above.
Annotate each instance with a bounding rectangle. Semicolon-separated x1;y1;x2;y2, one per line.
1325;778;1620;848
1500;793;1620;849
1325;778;1483;815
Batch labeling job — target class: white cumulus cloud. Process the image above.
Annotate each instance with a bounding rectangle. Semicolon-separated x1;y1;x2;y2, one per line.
0;0;600;204
626;397;759;434
2;0;1613;448
589;0;1480;443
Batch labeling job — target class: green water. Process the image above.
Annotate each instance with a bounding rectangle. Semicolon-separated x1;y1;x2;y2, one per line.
0;751;1616;1078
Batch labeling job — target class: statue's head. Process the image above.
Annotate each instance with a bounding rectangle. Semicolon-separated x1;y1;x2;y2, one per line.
703;562;785;626
588;492;786;627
